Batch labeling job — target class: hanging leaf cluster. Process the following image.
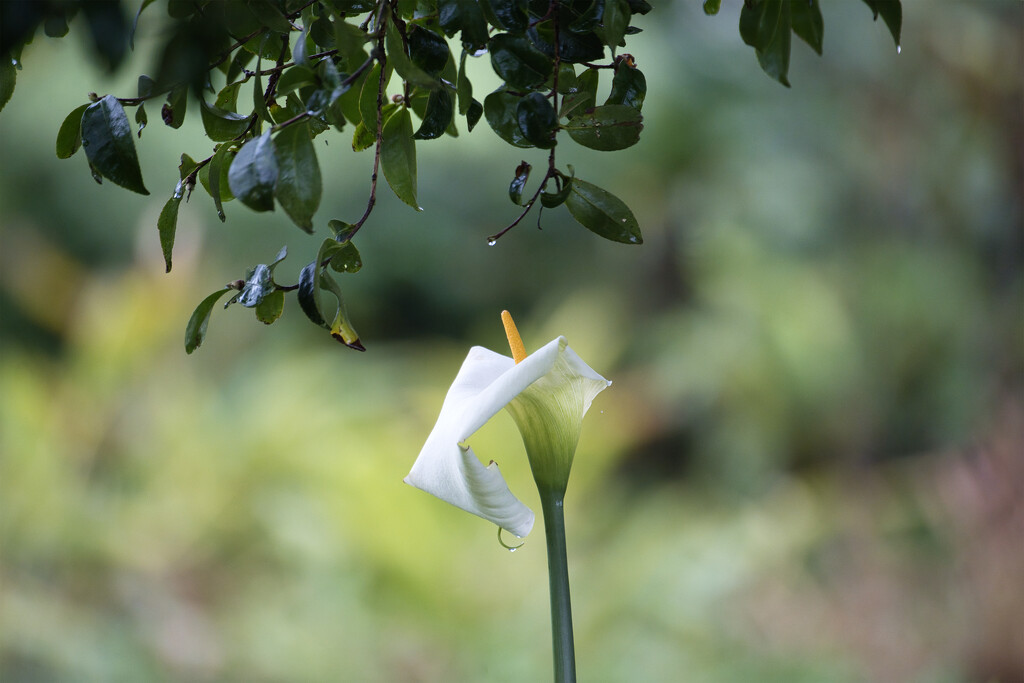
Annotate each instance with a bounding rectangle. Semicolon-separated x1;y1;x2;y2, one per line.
0;0;902;352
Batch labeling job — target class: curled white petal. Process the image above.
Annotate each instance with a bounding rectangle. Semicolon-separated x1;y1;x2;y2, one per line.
405;337;610;538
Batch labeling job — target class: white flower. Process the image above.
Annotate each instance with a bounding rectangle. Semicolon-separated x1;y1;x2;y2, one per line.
405;314;610;538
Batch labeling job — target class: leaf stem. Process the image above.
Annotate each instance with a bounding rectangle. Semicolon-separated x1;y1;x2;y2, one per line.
539;486;576;683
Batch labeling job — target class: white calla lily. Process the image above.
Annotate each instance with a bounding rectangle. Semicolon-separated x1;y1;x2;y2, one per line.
405;316;610;538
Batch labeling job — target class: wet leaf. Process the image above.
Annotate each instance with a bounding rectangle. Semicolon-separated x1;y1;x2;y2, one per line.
381;108;420;210
328;241;362;273
237;263;274;307
200;143;235;221
164;85;187;128
486;0;529;33
228;130;278;212
184;287;232;354
606;63;646;111
386;22;439;90
135;104;148;137
488;33;553;89
516;92;558;149
484;90;532;148
566;104;643;151
861;0;901;48
407;25;450;76
81;94;149;194
508;160;531;205
438;0;490;51
329;219;359;242
414;88;454;140
560;67;597;118
565;178;643;244
55;103;90;159
273;121;322;231
540;175;572;208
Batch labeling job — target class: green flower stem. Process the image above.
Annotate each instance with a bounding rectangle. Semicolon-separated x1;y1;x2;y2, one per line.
539;486;576;683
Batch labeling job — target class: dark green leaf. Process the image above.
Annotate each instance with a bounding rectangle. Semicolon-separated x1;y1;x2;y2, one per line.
486;0;528;33
55;103;90;159
247;0;293;34
489;33;553;90
81;95;150;195
381;108;420;210
484;90;532;148
0;58;15;114
596;0;630;48
255;289;285;324
297;260;327;326
135;103;148;137
352;120;375;151
359;63;391;129
438;0;490;51
606;62;645;110
508;160;531;205
81;1;129;71
386;22;439;90
200;98;253;141
791;0;824;55
333;18;370;72
329;220;359;242
163;85;187;128
158;192;182;273
540;176;573;208
328;241;362;273
560;67;597;118
184;288;232;354
566;104;643;151
414;89;454;140
226;49;255;84
276;64;317;95
179;153;199;180
862;0;901;48
408;25;450;76
252;53;272;125
565;178;642;244
273;121;322;232
457;51;473;115
215;82;242;112
137;74;155;98
228;130;278;212
466;98;483;131
739;0;791;87
516;92;558;149
200;143;235;221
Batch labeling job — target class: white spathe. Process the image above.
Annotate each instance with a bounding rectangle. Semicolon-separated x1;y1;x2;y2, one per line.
405;337;610;538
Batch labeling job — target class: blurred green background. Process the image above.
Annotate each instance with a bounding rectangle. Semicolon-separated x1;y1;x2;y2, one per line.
2;2;1022;681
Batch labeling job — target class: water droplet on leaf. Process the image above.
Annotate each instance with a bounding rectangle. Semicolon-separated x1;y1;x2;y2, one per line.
487;239;497;246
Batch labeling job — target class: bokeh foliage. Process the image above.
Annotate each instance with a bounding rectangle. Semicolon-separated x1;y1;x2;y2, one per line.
1;1;1022;682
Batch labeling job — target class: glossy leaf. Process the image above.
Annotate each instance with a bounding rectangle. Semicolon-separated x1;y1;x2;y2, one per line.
328;241;362;273
484;91;532;148
359;63;390;130
438;0;490;51
158;192;182;273
540;175;573;208
81;95;150;195
739;0;792;87
486;0;528;33
297;260;327;327
457;51;473;115
508;160;531;205
489;33;553;90
237;263;274;307
466;98;483;131
135;104;148;138
386;22;439;90
381;108;420;210
408;25;450;76
55;103;90;159
184;288;232;354
565;178;643;245
273;122;322;232
561;67;598;118
228;130;278;212
414;89;454;140
566;104;643;151
276;65;317;96
200;99;253;141
597;0;631;48
516;92;558;149
606;63;646;111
